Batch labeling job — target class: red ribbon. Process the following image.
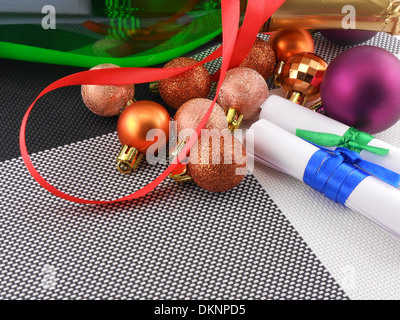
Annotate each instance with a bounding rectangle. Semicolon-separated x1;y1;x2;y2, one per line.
19;0;285;204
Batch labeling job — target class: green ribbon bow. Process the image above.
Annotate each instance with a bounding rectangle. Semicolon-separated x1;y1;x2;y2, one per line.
296;127;390;156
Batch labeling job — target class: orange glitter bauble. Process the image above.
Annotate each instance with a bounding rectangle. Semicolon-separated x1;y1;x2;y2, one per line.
81;63;135;117
117;101;170;153
240;38;276;80
268;29;314;63
217;67;268;120
188;131;247;193
158;57;211;109
174;98;228;141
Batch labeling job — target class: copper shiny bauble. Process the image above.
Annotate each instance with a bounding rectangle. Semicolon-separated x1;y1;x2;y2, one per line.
158;57;211;109
217;67;268;120
268;29;315;63
188;131;247;193
81;63;135;117
174;98;228;140
240;38;276;80
117;101;170;153
280;52;328;102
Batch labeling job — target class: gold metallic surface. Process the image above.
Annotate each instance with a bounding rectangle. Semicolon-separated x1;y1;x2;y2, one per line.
309;100;323;112
81;63;135;117
188;131;247;193
117;100;170;153
240;38;276;80
286;91;306;106
158;57;211;109
217;67;268;120
116;145;144;173
280;52;327;103
169;165;193;184
273;60;285;87
149;81;159;93
174;98;228;141
268;0;400;35
169;140;187;162
226;108;244;132
168;166;193;184
268;29;314;63
169;141;192;184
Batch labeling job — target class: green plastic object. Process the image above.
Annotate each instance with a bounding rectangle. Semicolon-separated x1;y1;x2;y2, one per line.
0;0;222;67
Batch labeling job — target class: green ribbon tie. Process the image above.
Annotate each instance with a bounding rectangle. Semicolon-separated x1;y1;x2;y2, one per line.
296;127;390;156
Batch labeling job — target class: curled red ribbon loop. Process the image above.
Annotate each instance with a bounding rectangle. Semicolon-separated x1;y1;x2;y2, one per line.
19;0;285;204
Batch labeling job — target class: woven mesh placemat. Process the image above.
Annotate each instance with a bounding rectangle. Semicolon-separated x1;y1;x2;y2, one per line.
2;31;398;300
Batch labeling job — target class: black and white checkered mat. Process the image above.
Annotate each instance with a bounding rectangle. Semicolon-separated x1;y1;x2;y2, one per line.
1;32;400;300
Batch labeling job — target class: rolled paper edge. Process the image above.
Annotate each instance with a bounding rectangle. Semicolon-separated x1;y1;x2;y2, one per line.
259;95;400;175
247;118;400;240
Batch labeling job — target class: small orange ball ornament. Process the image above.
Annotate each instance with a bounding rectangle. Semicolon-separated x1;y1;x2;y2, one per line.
268;29;315;87
174;98;228;141
217;67;269;126
157;57;211;109
280;52;328;105
116;101;170;173
188;131;247;193
81;63;135;117
268;29;314;63
240;38;276;80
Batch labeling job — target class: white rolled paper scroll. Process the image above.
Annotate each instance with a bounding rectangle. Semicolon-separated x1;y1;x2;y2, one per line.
246;119;400;240
259;95;400;175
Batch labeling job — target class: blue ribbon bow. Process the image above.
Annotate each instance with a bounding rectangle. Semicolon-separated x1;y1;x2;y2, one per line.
303;147;400;206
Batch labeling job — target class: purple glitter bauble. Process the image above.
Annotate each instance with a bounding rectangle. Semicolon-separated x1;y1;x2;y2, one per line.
321;46;400;134
320;29;377;46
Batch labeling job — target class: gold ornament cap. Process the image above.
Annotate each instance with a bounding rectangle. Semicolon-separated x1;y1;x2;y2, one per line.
226;107;244;132
273;60;285;87
168;140;192;184
149;81;159;93
116;145;144;173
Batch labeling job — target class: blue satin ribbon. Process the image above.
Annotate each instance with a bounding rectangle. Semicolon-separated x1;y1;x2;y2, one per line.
303;147;400;206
